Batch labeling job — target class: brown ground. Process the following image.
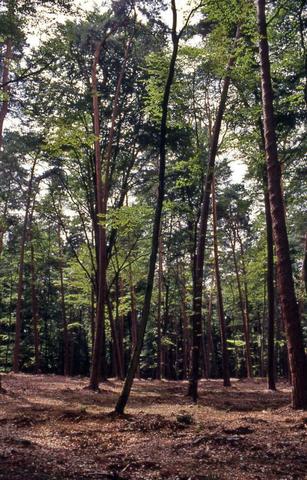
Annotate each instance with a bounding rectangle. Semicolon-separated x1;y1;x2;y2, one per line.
0;374;306;480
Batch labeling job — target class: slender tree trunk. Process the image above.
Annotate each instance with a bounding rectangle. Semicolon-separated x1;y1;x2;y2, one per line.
258;117;276;389
206;290;215;377
29;208;40;373
178;271;190;379
230;232;253;378
12;157;37;373
114;1;180;414
236;229;253;378
57;223;69;376
90;36;131;389
90;283;95;355
0;38;12;151
264;175;276;390
257;0;307;408
156;230;163;379
89;40;106;388
189;26;241;401
107;294;124;379
212;177;231;386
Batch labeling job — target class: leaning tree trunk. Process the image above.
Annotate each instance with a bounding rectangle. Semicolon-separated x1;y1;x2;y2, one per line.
13;157;37;373
114;1;180;414
189;25;241;402
257;0;307;408
212;177;231;387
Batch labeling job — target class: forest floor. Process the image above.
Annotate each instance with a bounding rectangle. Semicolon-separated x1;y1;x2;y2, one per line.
0;374;306;480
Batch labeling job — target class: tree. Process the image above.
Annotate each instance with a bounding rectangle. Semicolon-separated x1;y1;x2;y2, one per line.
257;0;307;409
114;0;193;414
189;24;241;402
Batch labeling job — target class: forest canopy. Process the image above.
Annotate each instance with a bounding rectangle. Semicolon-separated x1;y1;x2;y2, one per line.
0;0;306;412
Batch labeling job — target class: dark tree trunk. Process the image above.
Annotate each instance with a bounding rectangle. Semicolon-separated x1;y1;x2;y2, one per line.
212;177;231;387
114;1;180;414
257;0;307;408
189;25;241;401
13;157;37;373
264;174;276;390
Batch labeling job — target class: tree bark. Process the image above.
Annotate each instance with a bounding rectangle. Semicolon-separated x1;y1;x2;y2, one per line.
257;0;307;408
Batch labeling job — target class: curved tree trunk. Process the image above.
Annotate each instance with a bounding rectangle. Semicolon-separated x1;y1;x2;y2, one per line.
257;0;307;409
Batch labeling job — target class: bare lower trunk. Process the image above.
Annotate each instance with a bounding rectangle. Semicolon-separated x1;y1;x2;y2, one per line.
58;223;69;376
156;231;163;379
189;25;241;402
257;0;307;408
230;232;252;378
13;157;37;373
30;222;40;373
212;177;230;387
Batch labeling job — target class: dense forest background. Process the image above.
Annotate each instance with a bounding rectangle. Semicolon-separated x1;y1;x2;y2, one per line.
0;0;306;409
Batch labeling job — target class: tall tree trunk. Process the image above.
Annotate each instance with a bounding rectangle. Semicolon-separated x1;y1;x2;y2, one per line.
236;229;253;378
189;26;241;402
178;268;190;380
257;0;307;408
107;293;124;379
114;1;180;414
0;38;12;151
230;231;253;378
212;177;231;387
156;230;163;379
258;117;276;390
57;223;69;376
264;174;276;390
29;205;40;373
90;35;131;389
89;39;106;388
12;157;37;373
